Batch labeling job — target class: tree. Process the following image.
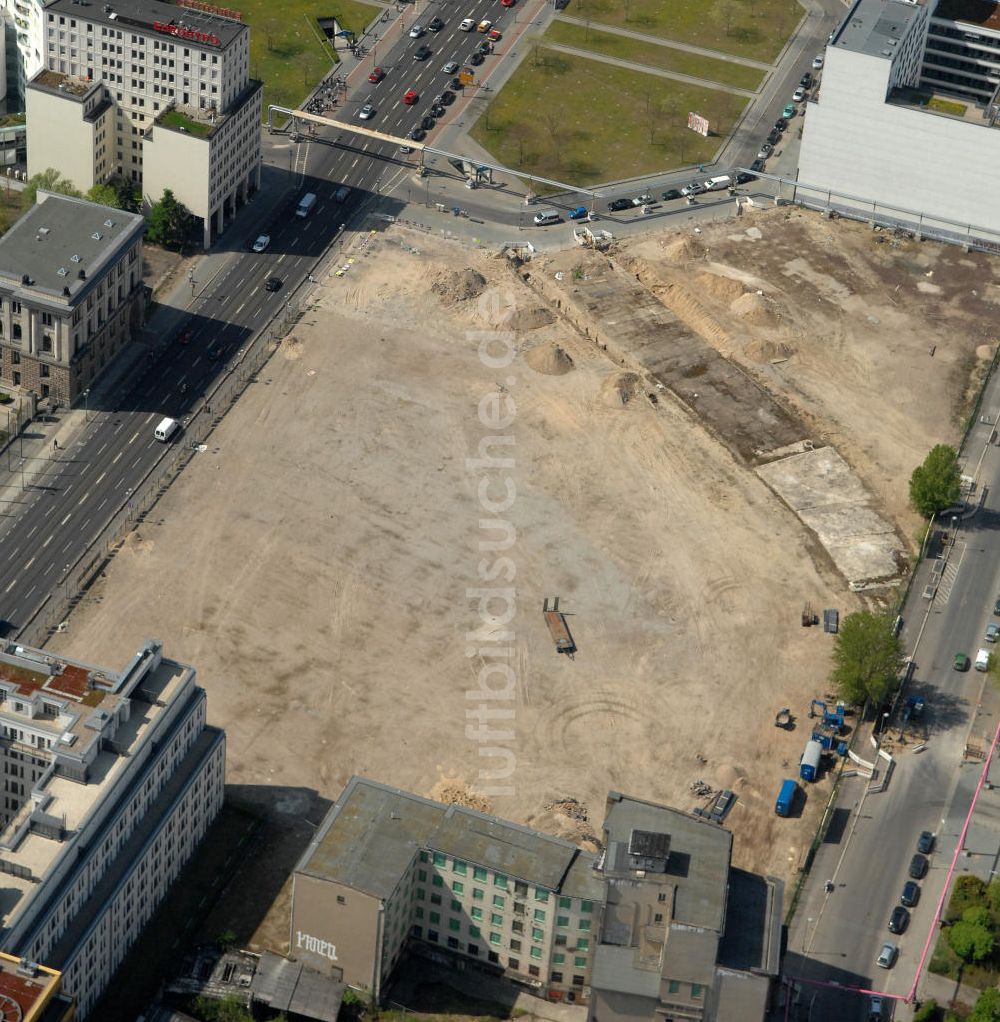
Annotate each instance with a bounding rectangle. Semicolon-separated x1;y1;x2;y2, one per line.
910;444;961;518
971;987;1000;1022
146;188;192;249
261;16;280;53
85;183;122;208
913;1000;940;1022
947;918;994;963
22;168;81;208
829;610;904;707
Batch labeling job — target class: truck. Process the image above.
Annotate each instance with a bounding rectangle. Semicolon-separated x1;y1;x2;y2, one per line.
295;191;317;218
775;778;798;816
800;740;823;782
153;416;180;442
977;648;991;672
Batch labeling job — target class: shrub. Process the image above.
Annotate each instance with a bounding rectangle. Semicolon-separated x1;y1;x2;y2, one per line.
913;1000;939;1022
949;875;988;921
947;919;994;962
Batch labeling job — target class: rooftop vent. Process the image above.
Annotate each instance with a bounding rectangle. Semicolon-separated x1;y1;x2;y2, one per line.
62;286;70;296
77;269;86;280
103;218;115;228
20;274;31;286
91;232;102;241
57;267;67;277
70;253;81;262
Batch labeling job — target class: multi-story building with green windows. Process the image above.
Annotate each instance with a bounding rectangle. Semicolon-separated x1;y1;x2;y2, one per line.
290;777;604;1005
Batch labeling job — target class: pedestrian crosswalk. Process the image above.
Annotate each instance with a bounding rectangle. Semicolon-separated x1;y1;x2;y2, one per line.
934;541;966;606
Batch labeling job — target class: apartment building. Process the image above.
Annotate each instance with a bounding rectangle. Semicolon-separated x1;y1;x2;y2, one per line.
291;780;781;1022
0;952;76;1020
0;190;145;404
0;638;225;1019
0;0;31;105
291;778;605;1005
26;0;262;248
797;0;1000;240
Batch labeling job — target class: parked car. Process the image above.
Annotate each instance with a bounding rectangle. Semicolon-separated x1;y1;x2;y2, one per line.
568;206;589;220
477;40;491;54
888;905;909;934
901;880;920;907
420;115;435;130
918;830;935;854
440;90;456;104
409;126;427;141
662;188;682;200
631;193;653;206
607;198;632;211
681;181;705;196
368;66;386;83
812;54;824;69
756;142;773;160
501;0;517;6
987;622;1000;643
414;45;432;60
477;19;492;33
868;995;883;1021
431;103;446;117
469;51;485;65
750;158;766;172
909;853;928;879
252;234;270;252
358;103;375;120
488;28;503;41
409;24;424;38
402;89;419;105
793;86;807;102
774;117;787;131
800;72;813;88
876;942;897;969
428;16;445;31
450;77;463;90
735;171;755;184
398;144;413;154
767;128;781;145
265;277;283;292
442;61;459;74
783;103;796;118
459;17;475;30
993;595;1000;614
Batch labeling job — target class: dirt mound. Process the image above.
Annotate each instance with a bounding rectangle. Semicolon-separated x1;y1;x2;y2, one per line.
743;339;795;363
695;272;746;304
601;372;644;407
977;343;995;361
507;305;556;332
661;235;704;263
280;335;304;361
428;776;493;814
730;291;775;323
121;532;155;557
525;341;574;375
526;798;603;852
431;268;487;303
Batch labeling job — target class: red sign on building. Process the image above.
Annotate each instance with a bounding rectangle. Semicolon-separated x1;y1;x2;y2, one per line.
153;20;221;45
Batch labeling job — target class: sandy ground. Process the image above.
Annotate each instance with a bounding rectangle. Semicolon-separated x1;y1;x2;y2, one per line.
48;209;998;950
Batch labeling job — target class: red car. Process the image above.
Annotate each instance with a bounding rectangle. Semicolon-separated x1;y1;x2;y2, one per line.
402;89;419;105
368;66;386;83
487;28;502;41
501;0;516;6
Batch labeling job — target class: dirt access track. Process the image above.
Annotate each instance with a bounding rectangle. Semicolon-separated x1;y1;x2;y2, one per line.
50;206;999;951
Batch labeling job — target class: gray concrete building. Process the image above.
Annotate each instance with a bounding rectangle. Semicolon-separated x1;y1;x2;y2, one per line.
797;0;1000;246
291;780;781;1022
0;189;145;404
27;0;262;248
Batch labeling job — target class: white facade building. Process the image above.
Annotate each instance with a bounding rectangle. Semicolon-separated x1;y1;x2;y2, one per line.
0;0;36;105
797;0;1000;244
0;638;225;1019
26;0;262;247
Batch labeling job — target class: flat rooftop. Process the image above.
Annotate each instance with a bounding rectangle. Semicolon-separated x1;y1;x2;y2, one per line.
297;777;595;899
0;954;65;1018
44;0;246;51
0;192;144;304
835;0;925;57
933;0;1000;30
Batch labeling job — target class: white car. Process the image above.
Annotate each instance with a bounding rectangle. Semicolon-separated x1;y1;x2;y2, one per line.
868;995;882;1021
251;234;270;252
812;54;824;69
459;17;475;30
442;61;459;74
358;103;375;120
409;24;423;37
876;941;897;969
793;86;806;102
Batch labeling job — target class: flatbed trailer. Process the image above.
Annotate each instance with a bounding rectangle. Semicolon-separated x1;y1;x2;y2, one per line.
543;597;576;657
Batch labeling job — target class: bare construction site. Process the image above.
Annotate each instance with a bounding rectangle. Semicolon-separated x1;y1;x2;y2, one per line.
50;206;1000;951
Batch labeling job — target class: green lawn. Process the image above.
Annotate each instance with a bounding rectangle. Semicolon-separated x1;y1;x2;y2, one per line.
159;109;213;136
240;0;380;116
543;20;764;91
470;48;745;187
568;0;806;63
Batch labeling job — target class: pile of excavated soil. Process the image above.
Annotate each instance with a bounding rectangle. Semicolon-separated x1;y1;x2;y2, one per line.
428;777;493;814
743;339;795;363
600;372;644;407
731;291;776;323
661;235;705;263
525;341;574;375
977;344;995;361
507;305;556;332
431;268;487;303
695;271;746;303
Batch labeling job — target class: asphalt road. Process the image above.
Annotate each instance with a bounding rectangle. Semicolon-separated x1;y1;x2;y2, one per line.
788;401;1000;1020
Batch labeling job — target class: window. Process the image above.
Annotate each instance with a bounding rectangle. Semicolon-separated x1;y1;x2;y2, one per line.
40;364;50;379
415;908;424;920
429;912;440;925
509;957;519;971
657;892;666;903
535;889;549;902
493;895;505;909
691;985;703;999
473;888;484;901
579;919;591;930
469;925;480;938
530;947;542;960
491;913;503;926
449;919;461;932
653;914;662;924
553;953;565;965
534;909;546;921
555;935;567;946
428;930;439;943
557;916;569;928
430;894;442;906
433;852;446;867
419;851;428;863
510;939;521;952
581;900;593;913
418;870;427;882
471;907;483;921
489;932;501;945
512;921;523;935
494;873;508;889
453;859;467;875
474;867;487;881
559;897;572;909
572;975;585;986
667;981;680;994
577;938;589;951
452;883;464;897
468;943;479;956
529;965;540;977
488;952;499;964
532;927;544;941
432;876;444;888
574;956;587;968
451;899;461;912
12;324;20;340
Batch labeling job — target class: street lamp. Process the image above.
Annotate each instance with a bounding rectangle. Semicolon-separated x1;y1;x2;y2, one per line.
83;388;90;423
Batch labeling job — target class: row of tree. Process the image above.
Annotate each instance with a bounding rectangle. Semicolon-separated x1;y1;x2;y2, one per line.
22;167;193;248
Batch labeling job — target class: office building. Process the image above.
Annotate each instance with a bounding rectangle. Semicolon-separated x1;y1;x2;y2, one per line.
291;780;782;1022
0;190;145;404
0;952;75;1020
26;0;262;248
797;0;1000;243
0;638;225;1019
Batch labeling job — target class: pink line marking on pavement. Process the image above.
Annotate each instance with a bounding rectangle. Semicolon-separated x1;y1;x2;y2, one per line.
909;715;1000;1002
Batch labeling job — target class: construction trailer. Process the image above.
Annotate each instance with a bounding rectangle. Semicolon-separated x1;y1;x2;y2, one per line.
800;740;823;782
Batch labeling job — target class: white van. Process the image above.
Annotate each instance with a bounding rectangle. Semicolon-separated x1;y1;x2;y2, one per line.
976;648;991;672
296;192;317;218
154;416;180;443
533;210;560;226
703;175;733;191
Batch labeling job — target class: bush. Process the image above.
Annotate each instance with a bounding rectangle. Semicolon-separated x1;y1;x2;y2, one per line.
971;987;1000;1022
949;875;988;921
947;919;994;963
965;905;993;929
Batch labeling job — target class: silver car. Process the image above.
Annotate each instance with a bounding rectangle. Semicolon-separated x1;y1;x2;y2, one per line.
986;622;999;643
876;941;897;968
